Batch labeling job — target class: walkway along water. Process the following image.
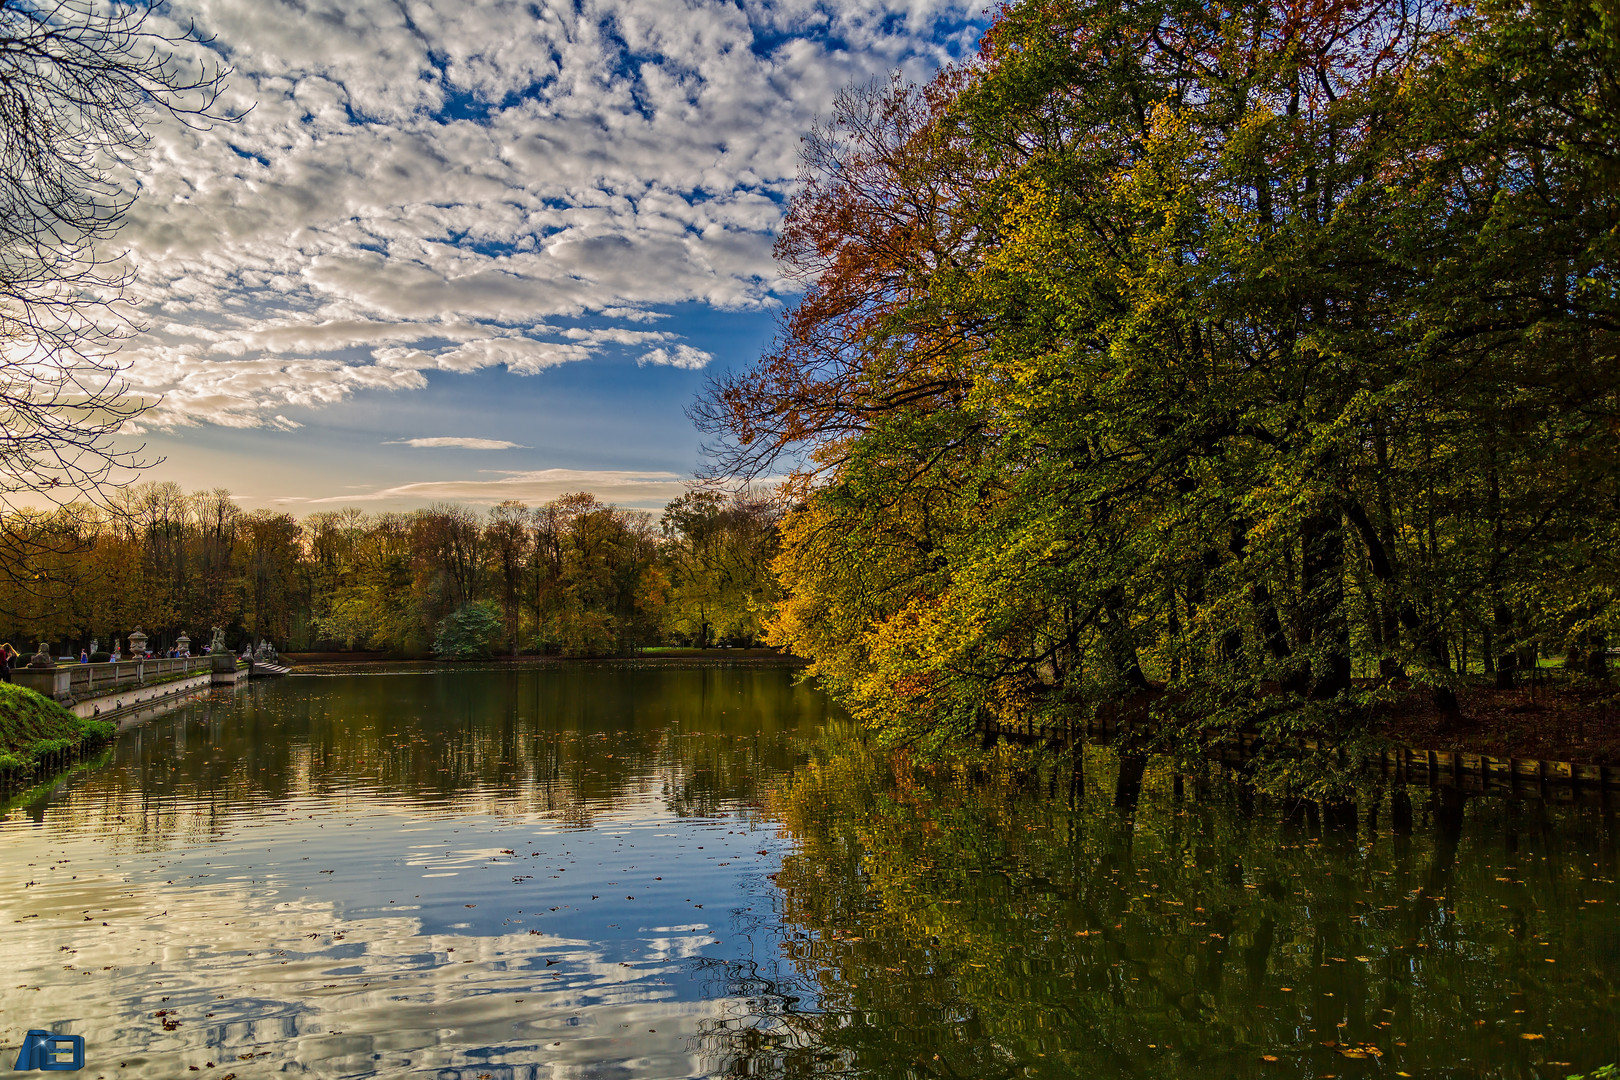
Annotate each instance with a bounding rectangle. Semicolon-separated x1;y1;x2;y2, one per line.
14;654;247;720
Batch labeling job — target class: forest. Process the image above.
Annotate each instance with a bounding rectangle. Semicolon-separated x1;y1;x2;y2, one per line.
0;484;780;659
694;0;1620;773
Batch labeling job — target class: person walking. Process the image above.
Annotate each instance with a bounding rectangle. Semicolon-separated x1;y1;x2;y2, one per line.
0;643;13;683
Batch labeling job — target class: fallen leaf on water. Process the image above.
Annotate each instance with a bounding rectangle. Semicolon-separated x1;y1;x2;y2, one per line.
1520;1034;1544;1040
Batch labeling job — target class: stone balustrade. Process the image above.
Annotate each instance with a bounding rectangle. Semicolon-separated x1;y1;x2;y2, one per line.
14;655;218;703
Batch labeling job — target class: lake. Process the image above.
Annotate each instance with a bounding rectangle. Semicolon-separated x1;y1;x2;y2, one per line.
1;665;1616;1078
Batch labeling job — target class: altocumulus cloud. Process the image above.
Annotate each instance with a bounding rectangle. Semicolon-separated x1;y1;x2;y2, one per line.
114;0;984;431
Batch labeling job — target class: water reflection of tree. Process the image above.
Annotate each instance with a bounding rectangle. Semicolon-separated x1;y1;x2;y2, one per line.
37;667;836;845
698;747;1620;1079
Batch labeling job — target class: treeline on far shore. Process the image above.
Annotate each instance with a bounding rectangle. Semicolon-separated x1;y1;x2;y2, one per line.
0;482;780;660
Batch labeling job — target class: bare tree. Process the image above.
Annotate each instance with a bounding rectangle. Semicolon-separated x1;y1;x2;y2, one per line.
0;0;233;505
0;0;235;602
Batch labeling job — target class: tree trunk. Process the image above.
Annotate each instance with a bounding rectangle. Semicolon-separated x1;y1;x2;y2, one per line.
1494;602;1517;690
1302;507;1351;699
1585;634;1609;681
1102;588;1149;691
1372;422;1404;677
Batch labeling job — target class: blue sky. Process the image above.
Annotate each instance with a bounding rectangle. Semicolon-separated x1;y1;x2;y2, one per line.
117;0;987;512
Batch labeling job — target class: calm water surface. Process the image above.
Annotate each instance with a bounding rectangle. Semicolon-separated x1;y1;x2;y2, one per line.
0;666;1616;1079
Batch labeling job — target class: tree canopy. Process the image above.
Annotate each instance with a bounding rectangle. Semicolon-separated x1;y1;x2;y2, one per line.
699;0;1620;780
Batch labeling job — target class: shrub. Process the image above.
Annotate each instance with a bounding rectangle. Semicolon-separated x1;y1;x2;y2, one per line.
432;601;503;661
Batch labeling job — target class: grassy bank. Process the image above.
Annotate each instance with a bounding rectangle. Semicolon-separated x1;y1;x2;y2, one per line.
0;683;115;777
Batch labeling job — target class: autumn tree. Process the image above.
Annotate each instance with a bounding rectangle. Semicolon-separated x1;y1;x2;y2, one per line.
235;511;300;649
486;501;531;657
534;494;665;656
699;0;1620;784
660;490;782;647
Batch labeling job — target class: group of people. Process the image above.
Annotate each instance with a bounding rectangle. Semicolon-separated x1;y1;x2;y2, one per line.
0;640;212;682
0;639;228;681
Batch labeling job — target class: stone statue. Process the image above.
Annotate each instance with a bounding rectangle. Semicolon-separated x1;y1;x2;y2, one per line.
210;627;226;654
27;642;54;668
90;638;99;657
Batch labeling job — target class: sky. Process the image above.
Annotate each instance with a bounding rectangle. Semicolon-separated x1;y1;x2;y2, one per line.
113;0;987;513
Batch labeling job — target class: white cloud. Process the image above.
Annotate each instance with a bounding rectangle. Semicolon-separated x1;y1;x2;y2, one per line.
299;468;690;507
639;344;713;370
107;0;982;430
387;437;527;450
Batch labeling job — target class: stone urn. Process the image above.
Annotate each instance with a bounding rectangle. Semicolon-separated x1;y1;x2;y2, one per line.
127;627;148;658
176;631;190;656
26;642;54;668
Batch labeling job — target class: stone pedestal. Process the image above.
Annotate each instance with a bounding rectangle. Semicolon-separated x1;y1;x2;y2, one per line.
210;651;241;686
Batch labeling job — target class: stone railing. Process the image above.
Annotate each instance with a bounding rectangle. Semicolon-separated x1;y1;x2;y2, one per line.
15;655;218;703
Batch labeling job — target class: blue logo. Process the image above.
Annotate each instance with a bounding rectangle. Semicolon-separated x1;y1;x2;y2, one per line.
12;1030;84;1071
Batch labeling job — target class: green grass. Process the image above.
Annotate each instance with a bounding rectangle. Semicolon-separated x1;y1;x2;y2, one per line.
0;683;115;774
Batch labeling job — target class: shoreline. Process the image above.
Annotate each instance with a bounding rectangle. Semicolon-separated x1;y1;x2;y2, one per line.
0;684;116;800
284;649;808;672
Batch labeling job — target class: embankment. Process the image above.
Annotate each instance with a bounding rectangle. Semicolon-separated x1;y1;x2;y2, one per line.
0;683;115;794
